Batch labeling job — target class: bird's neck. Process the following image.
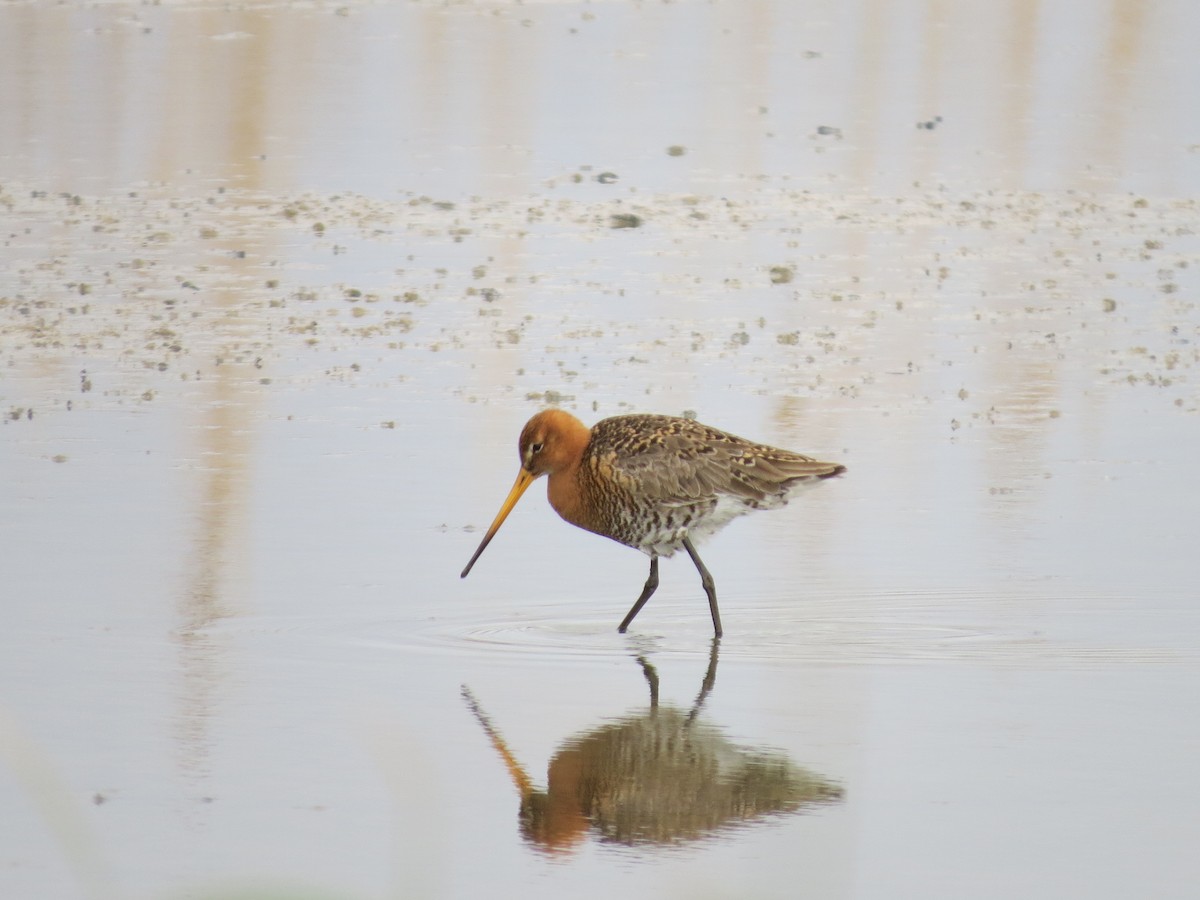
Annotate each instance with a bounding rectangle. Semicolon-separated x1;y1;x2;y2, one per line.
546;428;591;531
546;457;584;526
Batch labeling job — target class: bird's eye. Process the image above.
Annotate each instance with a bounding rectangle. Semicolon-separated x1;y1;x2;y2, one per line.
531;442;544;454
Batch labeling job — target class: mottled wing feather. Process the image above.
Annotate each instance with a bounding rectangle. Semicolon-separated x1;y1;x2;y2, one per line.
593;415;841;508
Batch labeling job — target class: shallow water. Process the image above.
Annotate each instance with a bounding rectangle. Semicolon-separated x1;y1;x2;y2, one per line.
2;1;1199;898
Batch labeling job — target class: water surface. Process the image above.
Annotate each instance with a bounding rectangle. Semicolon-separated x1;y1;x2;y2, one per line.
2;1;1198;898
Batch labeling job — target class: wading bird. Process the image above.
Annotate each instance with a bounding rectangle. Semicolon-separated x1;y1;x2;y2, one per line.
461;409;844;636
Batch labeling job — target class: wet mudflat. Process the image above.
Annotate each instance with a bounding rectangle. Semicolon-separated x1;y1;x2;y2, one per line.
2;1;1199;898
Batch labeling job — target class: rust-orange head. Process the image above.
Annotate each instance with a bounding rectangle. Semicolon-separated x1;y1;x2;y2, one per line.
517;408;589;478
460;409;590;578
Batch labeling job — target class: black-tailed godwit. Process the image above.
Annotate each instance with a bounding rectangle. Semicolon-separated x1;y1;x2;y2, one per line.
461;409;844;636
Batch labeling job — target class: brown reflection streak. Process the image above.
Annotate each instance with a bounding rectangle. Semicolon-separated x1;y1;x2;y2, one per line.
174;374;252;778
173;327;258;781
838;0;890;292
984;357;1059;522
727;1;772;178
153;10;274;184
463;641;842;853
171;10;275;782
480;11;531;196
998;0;1040;189
849;0;887;189
1077;0;1150;190
769;395;843;590
414;9;450;146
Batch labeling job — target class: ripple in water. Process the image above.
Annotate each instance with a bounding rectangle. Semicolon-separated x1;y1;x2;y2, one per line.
360;588;1192;669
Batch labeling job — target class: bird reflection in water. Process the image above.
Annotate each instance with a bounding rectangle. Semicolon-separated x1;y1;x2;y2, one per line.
462;640;843;852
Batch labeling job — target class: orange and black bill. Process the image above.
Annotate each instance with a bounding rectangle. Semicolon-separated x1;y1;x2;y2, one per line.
460;468;535;578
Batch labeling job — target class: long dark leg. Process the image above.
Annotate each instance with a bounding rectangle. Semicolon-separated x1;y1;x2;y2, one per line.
618;555;659;633
683;537;723;637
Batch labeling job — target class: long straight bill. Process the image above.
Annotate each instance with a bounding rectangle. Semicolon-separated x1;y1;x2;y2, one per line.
460;468;536;578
